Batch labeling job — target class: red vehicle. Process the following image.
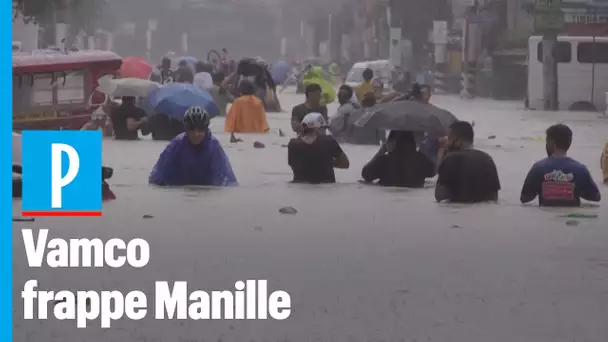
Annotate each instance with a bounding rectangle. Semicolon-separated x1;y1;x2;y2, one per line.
13;50;122;131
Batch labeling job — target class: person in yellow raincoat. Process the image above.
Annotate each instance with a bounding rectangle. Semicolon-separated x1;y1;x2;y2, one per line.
601;141;608;183
225;80;269;140
301;66;336;106
327;62;343;84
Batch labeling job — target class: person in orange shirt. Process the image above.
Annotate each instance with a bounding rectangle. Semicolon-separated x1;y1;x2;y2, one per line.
225;80;269;140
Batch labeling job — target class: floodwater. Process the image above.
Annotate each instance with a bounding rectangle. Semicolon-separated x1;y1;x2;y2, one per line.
13;89;608;342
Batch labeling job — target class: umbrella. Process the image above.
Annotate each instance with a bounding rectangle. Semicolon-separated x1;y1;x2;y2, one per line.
97;75;159;97
271;61;291;84
351;101;458;136
147;83;219;120
120;57;153;79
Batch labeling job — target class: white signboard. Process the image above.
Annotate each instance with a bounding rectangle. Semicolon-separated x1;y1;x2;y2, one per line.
389;28;402;67
433;21;448;44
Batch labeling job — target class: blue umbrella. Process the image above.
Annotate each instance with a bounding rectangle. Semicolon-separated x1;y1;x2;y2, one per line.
147;83;219;119
271;61;291;84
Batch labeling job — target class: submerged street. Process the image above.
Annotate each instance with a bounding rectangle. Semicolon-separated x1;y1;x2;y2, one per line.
12;90;608;341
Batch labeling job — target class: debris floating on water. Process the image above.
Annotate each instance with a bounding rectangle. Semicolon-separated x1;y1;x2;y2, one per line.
558;213;598;219
13;217;35;222
450;224;462;229
253;141;265;148
278;129;285;137
488;135;496;140
565;220;580;226
279;206;298;215
142;214;154;219
281;144;288;148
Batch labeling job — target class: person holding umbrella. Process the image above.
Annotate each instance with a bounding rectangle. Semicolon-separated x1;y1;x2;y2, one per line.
149;106;237;187
361;131;435;188
110;96;148;140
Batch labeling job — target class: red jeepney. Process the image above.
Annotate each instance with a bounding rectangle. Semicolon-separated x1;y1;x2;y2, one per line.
12;50;122;130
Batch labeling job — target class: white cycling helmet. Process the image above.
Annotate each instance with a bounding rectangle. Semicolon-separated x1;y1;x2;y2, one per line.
183;106;210;130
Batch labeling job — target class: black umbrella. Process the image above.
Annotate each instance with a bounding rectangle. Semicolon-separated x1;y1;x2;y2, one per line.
351;101;457;136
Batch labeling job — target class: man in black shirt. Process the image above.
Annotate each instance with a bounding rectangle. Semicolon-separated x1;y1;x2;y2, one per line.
174;60;194;84
435;121;501;203
291;83;328;133
288;113;349;183
110;96;148;140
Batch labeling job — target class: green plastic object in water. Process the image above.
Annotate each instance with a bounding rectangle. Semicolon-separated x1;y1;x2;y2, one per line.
558;213;599;218
302;66;336;105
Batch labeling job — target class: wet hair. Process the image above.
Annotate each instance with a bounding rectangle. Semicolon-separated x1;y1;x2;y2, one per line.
161;57;171;69
239;80;256;96
362;68;374;81
546;124;572;150
449;121;474;143
305;83;322;97
176;68;194;83
195;61;206;73
387;131;417;153
409;83;422;100
338;85;354;105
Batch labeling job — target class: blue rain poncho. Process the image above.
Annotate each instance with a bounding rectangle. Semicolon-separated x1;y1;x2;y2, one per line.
149;131;238;186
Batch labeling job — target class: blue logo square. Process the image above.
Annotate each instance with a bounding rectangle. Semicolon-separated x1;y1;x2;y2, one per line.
21;130;102;216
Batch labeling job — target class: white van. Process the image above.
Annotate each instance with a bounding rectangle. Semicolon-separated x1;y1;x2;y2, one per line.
527;35;608;111
344;60;394;89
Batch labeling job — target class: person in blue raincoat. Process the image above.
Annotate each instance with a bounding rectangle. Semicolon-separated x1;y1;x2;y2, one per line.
149;106;238;186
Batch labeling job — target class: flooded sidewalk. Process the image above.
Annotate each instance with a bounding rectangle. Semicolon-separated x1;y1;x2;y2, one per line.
13;92;608;342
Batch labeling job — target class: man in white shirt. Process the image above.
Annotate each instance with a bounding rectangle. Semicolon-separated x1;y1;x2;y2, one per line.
193;61;214;91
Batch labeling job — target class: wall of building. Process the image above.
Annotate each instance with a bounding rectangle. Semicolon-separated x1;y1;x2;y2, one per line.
13;15;39;52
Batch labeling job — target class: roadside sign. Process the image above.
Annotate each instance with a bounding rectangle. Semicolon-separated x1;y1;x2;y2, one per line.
433;21;448;44
389;28;402;67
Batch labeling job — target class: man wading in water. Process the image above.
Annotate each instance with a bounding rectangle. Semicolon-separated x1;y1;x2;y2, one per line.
291;84;328;134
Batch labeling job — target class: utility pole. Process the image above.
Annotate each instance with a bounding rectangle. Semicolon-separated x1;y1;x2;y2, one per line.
388;0;402;70
541;33;558;110
534;0;563;111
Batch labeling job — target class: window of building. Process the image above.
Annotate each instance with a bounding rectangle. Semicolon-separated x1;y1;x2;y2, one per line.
577;42;608;63
537;42;572;63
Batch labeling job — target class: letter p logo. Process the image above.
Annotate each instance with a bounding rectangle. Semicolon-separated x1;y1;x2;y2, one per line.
21;131;103;216
51;143;80;209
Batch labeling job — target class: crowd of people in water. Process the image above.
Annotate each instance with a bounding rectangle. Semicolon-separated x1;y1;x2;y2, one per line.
12;60;607;207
